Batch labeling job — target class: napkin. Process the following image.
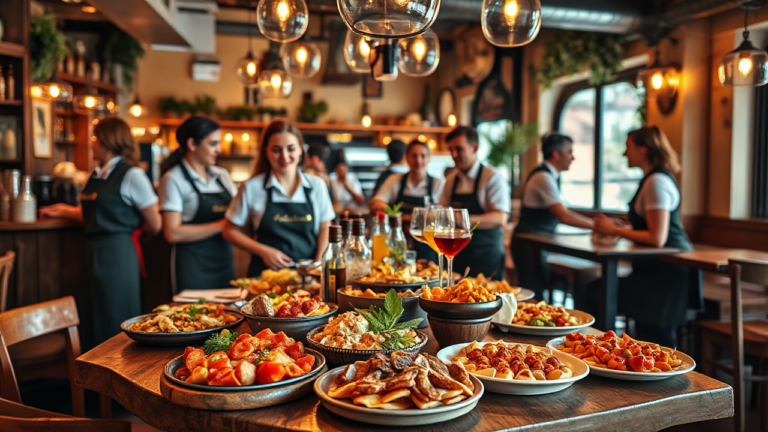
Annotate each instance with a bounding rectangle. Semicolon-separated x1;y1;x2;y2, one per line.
493;292;518;324
173;288;246;303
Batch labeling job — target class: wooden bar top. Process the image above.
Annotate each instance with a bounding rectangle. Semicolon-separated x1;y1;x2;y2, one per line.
0;218;81;232
74;323;733;432
516;233;680;260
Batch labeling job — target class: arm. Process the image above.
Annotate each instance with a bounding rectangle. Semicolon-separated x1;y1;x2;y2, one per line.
369;175;398;214
222;220;295;270
138;203;162;236
162;211;225;244
38;204;84;223
314;220;331;262
548;203;594;229
600;210;670;247
469;210;507;229
342;179;365;206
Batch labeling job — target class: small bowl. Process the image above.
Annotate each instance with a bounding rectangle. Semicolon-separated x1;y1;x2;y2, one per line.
418;296;503;320
305;325;428;366
336;291;428;329
240;304;339;344
427;315;493;348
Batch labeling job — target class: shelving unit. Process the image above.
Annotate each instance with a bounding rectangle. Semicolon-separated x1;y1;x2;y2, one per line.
153;117;453;135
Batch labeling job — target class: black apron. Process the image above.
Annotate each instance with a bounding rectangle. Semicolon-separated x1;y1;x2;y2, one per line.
79;160;142;349
450;164;505;279
511;163;561;295
172;164;235;291
372;168;396;196
395;174;438;262
248;174;317;277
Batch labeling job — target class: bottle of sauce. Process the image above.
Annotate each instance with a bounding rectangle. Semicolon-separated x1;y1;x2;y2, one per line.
0;66;5;101
371;211;390;264
7;65;14;100
346;219;371;282
321;225;346;303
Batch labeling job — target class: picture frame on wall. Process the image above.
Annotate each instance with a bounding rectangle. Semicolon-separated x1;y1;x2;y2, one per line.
362;74;383;99
0;116;21;162
32;99;52;158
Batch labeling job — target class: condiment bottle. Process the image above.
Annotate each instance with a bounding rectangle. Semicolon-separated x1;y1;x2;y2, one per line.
346;219;371;282
0;66;5;101
7;65;14;100
339;217;352;250
370;211;390;264
387;215;408;265
321;225;346;303
2;169;20;221
13;175;36;223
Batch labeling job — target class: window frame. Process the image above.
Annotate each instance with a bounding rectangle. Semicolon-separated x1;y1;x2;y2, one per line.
552;67;643;212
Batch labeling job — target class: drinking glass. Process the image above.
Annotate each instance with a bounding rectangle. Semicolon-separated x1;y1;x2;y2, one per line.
422;206;446;287
411;207;442;286
434;208;472;286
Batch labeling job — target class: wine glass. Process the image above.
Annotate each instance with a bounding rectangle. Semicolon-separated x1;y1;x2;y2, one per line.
434;208;472;286
422;206;445;288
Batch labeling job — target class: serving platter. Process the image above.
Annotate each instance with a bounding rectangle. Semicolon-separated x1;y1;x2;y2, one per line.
492;308;595;336
436;341;589;395
120;310;244;346
546;337;696;381
314;365;484;426
305;325;429;366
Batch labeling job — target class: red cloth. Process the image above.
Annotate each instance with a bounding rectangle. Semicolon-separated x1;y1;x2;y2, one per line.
131;229;147;278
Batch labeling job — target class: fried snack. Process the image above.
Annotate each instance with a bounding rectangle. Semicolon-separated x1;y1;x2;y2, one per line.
327;351;473;410
555;331;688;373
130;303;239;333
451;341;574;380
338;287;419;299
231;269;302;295
512;301;583;327
467;273;522;295
358;263;428;284
420;278;496;303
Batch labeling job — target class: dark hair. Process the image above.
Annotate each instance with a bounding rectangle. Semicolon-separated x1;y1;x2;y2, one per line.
446;126;478;147
541;132;573;159
406;139;430;155
386;139;406;163
628;126;681;173
160;116;221;175
253;119;305;177
93;117;138;165
307;144;330;164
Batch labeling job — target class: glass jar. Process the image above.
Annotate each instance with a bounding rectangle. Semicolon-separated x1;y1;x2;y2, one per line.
13;175;36;223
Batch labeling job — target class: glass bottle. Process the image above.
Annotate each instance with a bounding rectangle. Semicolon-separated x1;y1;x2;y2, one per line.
2;169;20;222
7;65;13;100
13;175;36;223
339;217;352;250
321;225;346;303
371;211;390;264
387;215;408;265
0;66;5;101
346;219;371;282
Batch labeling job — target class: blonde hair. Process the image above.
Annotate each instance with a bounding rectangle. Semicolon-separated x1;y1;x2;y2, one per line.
94;117;138;165
628;126;681;174
252;119;305;177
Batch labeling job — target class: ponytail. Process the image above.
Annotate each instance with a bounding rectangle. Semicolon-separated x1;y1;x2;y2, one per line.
161;115;221;175
160;148;184;175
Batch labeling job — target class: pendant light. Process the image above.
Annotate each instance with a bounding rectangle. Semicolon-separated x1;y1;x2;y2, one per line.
370;39;398;82
398;29;440;77
128;94;149;118
257;0;308;43
282;38;322;78
719;7;768;87
338;0;440;38
237;7;260;85
258;43;293;98
344;30;376;73
35;70;73;101
361;101;372;127
481;0;541;47
73;80;106;114
636;48;679;99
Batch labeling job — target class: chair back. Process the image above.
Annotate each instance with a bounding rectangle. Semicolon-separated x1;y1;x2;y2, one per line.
0;251;15;313
0;397;131;432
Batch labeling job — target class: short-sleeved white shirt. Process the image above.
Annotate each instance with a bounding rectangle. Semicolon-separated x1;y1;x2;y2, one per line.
438;160;510;214
372;173;445;207
226;170;335;234
633;173;680;218
159;159;237;222
92;156;157;210
329;171;363;207
522;162;562;209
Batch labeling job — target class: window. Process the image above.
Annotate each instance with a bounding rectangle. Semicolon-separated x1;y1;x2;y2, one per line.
555;72;644;212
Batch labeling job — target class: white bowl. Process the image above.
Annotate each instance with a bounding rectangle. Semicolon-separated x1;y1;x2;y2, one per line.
436;341;589;395
493;308;595;336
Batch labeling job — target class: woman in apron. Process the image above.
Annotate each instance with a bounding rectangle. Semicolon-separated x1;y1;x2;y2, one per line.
370;140;445;261
223;120;335;276
585;126;701;347
159;117;237;291
39;118;161;349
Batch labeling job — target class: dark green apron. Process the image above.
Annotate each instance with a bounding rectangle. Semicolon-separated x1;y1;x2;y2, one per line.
173;164;235;291
395;174;437;262
80;160;142;349
450;164;505;279
248;174;317;277
511;163;561;295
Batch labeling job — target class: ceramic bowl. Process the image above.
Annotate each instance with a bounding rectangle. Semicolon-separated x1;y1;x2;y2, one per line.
305;325;428;366
241;304;339;344
418;296;503;320
427;315;493;348
120;311;244;346
336;291;428;329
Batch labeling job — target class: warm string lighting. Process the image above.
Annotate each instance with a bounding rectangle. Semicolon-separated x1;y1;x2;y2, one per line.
282;40;321;78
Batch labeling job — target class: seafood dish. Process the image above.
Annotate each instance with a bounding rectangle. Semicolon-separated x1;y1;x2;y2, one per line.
512;301;583;327
231;268;303;295
357;260;439;285
311;312;422;350
129;302;240;333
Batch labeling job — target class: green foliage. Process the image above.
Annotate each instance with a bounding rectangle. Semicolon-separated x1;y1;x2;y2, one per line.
384;203;403;217
483;121;539;170
158;97;178;113
635;87;647;125
536;31;624;89
224;106;255;121
202;330;240;355
297;100;328;122
194;95;217;115
31;14;68;82
104;29;145;91
353;289;423;349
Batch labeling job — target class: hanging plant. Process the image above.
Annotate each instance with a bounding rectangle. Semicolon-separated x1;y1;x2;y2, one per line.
104;29;145;91
635;87;647;125
30;14;68;82
536;31;624;89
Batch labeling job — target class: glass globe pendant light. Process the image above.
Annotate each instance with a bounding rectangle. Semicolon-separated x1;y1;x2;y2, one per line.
636;48;679;99
257;0;308;43
282;38;321;78
35;70;73;101
258;43;293;99
719;8;768;87
236;8;260;85
73;80;106;114
398;29;440;77
370;39;398;82
128;94;149;118
361;102;372;127
481;0;541;47
337;0;440;38
344;30;376;73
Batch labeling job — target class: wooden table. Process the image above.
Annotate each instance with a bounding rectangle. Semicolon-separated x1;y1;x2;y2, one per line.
75;323;733;432
660;248;768;274
515;234;680;329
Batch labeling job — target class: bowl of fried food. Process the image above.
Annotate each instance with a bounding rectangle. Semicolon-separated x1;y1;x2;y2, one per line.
240;293;338;343
354;260;440;292
337;287;427;329
231;268;304;296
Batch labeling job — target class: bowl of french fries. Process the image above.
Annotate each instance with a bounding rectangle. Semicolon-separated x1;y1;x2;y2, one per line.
418;279;502;320
337;287;428;329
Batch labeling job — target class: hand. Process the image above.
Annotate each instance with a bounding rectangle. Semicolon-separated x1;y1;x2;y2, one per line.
39;204;72;219
259;246;295;271
593;213;617;236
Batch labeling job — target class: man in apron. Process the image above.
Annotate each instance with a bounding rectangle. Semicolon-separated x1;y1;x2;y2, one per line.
372;139;408;195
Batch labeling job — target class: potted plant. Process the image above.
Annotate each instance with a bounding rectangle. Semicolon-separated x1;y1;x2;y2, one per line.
159;97;178;118
176;100;194;118
298;100;328;123
30;14;68;82
103;29;145;91
482;121;539;199
194;95;217;119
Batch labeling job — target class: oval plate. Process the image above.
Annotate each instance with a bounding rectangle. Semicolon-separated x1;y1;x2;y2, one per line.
492;308;595;336
547;336;696;381
120;310;244;347
436;341;589;395
515;288;535;301
164;347;326;391
314;365;484;426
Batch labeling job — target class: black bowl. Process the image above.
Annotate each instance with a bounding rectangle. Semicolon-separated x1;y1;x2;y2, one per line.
241;304;339;344
418;296;502;320
336;291;428;329
305;325;428;366
352;278;439;293
120;311;244;346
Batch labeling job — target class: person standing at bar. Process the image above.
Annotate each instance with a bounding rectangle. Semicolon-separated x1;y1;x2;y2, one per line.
223;120;335;275
39;117;161;348
511;132;594;296
372;139;408;196
584;126;700;347
158;117;237;291
329;151;365;214
439;126;510;279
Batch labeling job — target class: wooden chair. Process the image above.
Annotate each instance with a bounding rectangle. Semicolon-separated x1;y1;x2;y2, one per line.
0;397;130;432
698;258;768;432
0;251;15;313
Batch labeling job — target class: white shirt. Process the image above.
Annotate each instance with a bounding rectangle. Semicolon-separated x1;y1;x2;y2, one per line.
329;171;363;208
633;173;680;218
92;156;157;210
226;171;335;234
522;161;562;209
439;160;510;214
159;159;237;222
372;173;445;207
389;164;410;175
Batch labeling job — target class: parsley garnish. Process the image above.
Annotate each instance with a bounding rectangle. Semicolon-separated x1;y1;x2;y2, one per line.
353;289;423;350
202;330;240;355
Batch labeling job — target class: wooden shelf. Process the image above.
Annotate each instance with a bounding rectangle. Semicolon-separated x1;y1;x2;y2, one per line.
55;140;77;147
152;118;453;134
58;73;118;93
55;109;76;117
0;100;22;106
0;41;24;58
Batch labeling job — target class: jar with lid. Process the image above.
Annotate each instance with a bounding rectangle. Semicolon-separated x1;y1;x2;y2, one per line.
13;175;36;222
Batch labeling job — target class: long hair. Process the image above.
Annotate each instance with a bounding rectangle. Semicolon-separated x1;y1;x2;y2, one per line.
160;116;220;175
93;117;138;165
252;119;305;177
628;126;681;174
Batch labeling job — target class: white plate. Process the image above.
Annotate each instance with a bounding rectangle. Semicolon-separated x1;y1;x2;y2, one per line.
436;341;589;395
546;336;696;381
493;308;595;336
515;288;535;301
314;366;484;426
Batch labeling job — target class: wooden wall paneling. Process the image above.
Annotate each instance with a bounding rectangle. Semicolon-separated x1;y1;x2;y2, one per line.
0;233;16;310
37;230;62;302
61;229;84;299
12;232;39;307
72;114;94;172
699;216;768;252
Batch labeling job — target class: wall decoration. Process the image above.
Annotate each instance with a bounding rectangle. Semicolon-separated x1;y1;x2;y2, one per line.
32;99;52;158
362;74;383;98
